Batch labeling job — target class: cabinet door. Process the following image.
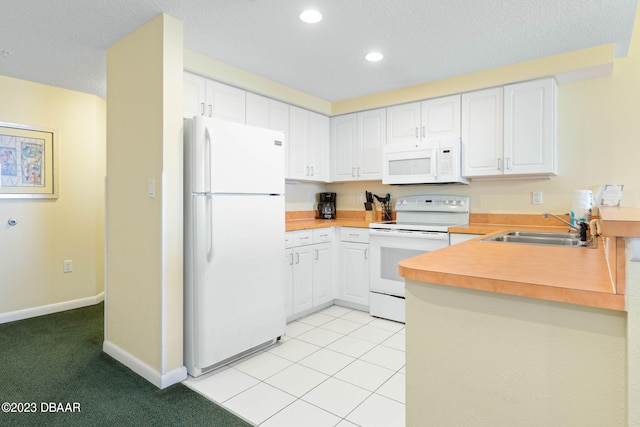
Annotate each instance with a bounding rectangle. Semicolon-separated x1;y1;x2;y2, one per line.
421;94;461;141
330;114;358;181
462;87;504;177
245;92;270;128
312;242;333;306
339;242;370;306
504;78;556;176
269;99;289;134
284;248;294;318
309;112;329;182
246;93;289;133
386;102;421;145
287;106;310;180
292;245;313;314
205;80;246;123
184;72;206;119
358;108;385;180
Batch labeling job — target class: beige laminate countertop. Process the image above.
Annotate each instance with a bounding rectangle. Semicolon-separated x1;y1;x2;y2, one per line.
399;232;623;311
285;218;371;231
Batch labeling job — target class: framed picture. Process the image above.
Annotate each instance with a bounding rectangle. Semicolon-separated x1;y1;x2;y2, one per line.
0;122;58;199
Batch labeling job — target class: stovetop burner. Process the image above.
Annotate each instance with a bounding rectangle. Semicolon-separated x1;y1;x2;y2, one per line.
369;194;469;232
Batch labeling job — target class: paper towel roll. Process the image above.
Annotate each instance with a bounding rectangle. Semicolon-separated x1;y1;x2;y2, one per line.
570;190;593;226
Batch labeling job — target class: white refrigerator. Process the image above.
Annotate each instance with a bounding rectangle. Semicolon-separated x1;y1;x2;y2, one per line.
183;116;286;377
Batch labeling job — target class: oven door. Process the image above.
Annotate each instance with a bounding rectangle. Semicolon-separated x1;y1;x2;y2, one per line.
369;228;449;297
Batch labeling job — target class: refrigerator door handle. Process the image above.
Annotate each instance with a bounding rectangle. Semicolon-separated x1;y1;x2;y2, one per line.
206;195;214;262
204;125;212;193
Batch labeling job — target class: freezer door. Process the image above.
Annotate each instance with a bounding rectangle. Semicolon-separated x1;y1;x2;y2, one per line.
193;116;285;195
188;193;286;371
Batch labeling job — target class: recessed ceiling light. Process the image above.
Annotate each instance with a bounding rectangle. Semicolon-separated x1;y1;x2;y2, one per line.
365;52;384;62
0;49;12;58
299;10;322;24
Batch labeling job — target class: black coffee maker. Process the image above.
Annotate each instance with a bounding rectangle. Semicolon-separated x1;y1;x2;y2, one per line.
317;192;336;219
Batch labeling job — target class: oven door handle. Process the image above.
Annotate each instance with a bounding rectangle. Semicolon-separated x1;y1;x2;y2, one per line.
370;228;449;240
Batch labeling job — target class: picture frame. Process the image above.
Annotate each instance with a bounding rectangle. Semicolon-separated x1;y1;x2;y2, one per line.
0;122;58;199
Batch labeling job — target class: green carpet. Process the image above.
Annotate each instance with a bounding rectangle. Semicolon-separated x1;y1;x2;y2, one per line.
0;303;252;427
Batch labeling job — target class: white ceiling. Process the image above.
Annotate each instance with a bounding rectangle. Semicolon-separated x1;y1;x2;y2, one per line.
0;0;637;101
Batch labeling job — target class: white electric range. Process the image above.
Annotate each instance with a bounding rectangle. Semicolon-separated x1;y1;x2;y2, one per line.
368;194;470;322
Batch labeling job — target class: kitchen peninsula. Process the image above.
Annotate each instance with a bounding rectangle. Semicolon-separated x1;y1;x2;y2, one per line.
400;207;640;426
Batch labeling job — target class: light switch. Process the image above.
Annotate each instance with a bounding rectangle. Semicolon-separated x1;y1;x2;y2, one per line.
532;191;543;205
148;179;156;198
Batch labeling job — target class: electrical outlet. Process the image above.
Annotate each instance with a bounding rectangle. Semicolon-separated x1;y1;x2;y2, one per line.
532;191;543;205
63;260;73;273
307;193;314;203
357;193;363;203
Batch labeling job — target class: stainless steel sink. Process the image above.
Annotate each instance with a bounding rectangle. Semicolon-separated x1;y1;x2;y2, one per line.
482;230;595;248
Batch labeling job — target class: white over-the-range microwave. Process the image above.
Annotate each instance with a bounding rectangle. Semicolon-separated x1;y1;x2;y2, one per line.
382;138;468;185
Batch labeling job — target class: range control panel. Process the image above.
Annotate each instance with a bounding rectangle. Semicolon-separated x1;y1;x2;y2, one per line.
395;195;469;213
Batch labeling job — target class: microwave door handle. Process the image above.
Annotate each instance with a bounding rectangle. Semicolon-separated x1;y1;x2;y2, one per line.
433;149;439;181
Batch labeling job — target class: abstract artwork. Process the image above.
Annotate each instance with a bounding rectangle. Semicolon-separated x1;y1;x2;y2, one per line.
0;123;57;198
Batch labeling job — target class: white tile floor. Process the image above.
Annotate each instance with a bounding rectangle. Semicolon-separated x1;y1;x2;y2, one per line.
184;305;405;426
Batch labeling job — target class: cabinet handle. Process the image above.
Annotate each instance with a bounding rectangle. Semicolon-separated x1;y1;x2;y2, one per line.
415;127;419;139
506;157;512;170
357;167;361;177
306;166;310;176
208;105;213;117
422;126;426;138
364;248;368;260
349;233;359;239
200;102;205;116
315;249;319;260
497;158;502;171
295;253;300;264
352;167;356;177
310;166;314;176
289;253;294;265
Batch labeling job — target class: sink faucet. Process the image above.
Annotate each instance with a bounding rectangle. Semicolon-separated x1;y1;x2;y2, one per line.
542;213;588;241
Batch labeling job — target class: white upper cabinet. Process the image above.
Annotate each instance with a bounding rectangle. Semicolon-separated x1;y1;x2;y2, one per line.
421;95;461;141
246;92;289;133
288;106;329;182
462;87;504;176
330;108;385;182
184;72;207;119
386;95;461;145
386;102;422;145
183;72;246;123
462;78;557;179
206;80;246;123
331;114;358;181
503;78;557;176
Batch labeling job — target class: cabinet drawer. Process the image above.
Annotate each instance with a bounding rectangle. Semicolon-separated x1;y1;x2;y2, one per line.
313;228;333;243
285;232;294;249
340;227;369;243
293;230;313;246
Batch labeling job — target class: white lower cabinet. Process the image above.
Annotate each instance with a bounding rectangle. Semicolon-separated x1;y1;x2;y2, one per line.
285;228;335;321
337;227;370;309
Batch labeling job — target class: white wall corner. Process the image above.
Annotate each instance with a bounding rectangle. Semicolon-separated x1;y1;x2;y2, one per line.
103;340;187;389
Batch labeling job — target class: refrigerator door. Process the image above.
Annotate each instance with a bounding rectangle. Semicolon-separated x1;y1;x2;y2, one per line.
192;116;285;195
188;193;286;372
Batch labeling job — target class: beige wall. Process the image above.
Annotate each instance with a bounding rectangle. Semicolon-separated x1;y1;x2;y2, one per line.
406;281;627;426
0;75;105;316
105;14;184;386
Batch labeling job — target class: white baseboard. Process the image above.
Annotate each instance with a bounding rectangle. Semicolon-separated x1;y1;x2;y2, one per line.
0;292;105;324
103;340;187;389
